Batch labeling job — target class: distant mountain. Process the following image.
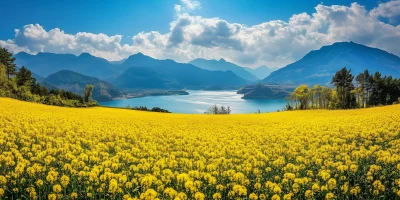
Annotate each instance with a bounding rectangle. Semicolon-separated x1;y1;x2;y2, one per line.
264;42;400;85
112;67;180;89
116;53;248;89
110;58;127;64
14;52;122;79
189;58;258;81
45;70;124;102
15;52;248;90
244;65;277;79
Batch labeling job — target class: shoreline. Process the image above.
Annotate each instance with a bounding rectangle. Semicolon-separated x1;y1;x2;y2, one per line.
103;90;190;102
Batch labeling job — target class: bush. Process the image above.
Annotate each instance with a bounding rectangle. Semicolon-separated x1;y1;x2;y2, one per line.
204;105;231;114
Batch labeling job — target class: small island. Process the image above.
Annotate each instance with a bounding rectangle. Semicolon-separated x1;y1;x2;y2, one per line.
237;84;293;99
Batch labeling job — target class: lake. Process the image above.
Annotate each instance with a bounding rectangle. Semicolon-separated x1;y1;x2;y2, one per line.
100;90;287;114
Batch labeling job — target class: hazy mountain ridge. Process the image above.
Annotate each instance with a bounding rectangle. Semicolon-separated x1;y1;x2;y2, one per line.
45;70;124;102
15;52;248;90
244;65;277;79
189;58;258;81
111;67;178;89
15;52;119;79
115;53;248;89
263;42;400;85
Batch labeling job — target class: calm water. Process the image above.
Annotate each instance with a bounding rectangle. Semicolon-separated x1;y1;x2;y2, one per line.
100;90;287;114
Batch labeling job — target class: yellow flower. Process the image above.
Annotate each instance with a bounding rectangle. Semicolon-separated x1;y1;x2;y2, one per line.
350;186;360;196
305;190;313;199
312;183;320;192
325;192;335;200
48;193;57;200
140;189;157;200
194;192;205;200
327;178;336;190
164;188;177;198
61;175;70;187
249;193;258;200
212;192;222;200
36;179;44;187
70;192;78;199
254;182;262;190
109;179;118;194
52;184;62;193
271;194;280;200
0;176;7;185
0;188;4;197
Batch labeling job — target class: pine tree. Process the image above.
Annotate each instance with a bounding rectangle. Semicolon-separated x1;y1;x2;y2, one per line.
16;66;33;87
331;67;356;109
0;47;17;81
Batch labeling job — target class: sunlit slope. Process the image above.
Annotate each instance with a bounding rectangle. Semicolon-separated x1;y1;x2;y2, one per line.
1;98;400;199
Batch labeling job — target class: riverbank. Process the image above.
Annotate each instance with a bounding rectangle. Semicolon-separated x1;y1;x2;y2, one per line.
110;90;189;101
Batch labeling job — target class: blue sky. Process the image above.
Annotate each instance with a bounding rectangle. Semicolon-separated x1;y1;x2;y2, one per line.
0;0;389;40
0;0;399;68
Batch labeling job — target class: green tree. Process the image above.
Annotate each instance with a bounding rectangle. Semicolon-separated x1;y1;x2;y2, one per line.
0;47;16;81
289;85;311;110
369;72;384;106
320;86;333;109
84;84;94;103
355;70;371;107
331;67;356;109
312;84;322;109
16;66;33;87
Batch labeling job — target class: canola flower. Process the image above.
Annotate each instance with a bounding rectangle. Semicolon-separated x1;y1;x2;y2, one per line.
0;98;400;199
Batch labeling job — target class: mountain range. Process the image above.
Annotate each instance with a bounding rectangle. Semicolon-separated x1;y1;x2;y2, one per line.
15;52;120;79
117;53;247;89
189;58;259;81
264;42;400;85
13;41;400;101
15;52;248;90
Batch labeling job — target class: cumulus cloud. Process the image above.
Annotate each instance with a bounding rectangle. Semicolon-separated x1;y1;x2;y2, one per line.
370;0;400;23
1;0;399;68
181;0;201;11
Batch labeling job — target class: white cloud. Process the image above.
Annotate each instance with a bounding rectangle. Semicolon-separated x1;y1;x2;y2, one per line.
370;0;400;22
181;0;201;11
1;1;399;68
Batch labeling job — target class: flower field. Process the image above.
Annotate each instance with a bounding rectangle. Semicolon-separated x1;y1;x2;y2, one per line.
1;98;400;199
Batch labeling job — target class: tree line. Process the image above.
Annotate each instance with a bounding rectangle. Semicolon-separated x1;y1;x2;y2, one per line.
286;67;400;110
0;47;97;107
124;105;171;113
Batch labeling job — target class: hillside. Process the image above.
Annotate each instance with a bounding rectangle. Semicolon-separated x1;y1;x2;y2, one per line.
45;70;124;102
237;84;292;99
111;67;180;89
189;58;258;81
264;42;400;85
1;98;400;199
117;53;248;89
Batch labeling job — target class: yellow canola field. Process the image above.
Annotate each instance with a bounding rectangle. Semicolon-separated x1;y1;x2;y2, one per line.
1;98;400;200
